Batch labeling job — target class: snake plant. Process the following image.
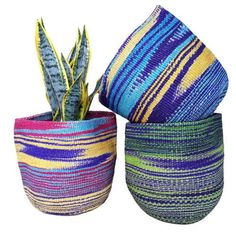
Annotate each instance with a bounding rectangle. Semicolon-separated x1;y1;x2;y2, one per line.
35;19;101;121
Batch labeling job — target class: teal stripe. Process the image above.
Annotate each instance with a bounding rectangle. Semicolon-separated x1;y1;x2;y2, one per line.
15;125;115;136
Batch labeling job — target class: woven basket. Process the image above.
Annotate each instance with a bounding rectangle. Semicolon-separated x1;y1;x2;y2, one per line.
14;111;117;215
99;5;228;123
125;114;224;224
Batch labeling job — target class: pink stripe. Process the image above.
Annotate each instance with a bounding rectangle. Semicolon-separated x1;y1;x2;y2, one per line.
15;120;68;130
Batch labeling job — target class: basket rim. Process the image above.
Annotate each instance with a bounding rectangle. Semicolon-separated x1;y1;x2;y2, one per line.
126;113;222;128
15;111;116;127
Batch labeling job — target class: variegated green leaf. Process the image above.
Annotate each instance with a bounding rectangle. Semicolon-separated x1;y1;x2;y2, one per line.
53;108;61;121
36;19;69;112
79;82;89;120
62;76;82;121
81;77;102;117
40;18;45;28
72;26;90;82
40;60;61;121
67;28;81;64
61;53;73;86
68;43;76;69
89;77;102;101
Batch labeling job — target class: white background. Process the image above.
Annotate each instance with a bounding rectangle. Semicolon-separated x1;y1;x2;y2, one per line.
0;0;235;235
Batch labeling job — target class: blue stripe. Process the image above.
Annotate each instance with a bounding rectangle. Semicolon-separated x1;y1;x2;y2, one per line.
107;12;176;109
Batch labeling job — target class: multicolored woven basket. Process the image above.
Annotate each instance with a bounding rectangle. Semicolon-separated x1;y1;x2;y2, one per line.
99;5;228;123
14;111;117;215
125;114;224;224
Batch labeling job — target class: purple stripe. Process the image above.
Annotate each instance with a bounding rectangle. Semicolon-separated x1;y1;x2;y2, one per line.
20;143;84;160
126;162;223;179
135;41;205;122
132;183;223;204
15;134;116;148
147;43;206;122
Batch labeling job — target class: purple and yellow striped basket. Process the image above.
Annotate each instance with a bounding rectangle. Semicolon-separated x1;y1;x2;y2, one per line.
99;5;228;123
14;111;117;216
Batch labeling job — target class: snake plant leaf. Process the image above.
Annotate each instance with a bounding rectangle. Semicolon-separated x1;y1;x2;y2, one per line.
89;77;102;101
68;43;76;68
36;19;69;111
52;108;61;121
72;26;90;82
81;77;102;117
46;93;60;121
62;75;82;121
67;28;81;65
40;60;61;121
61;53;74;87
79;82;89;120
40;18;45;29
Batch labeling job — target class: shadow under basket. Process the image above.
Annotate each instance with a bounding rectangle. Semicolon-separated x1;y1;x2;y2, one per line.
14;111;117;216
125;113;224;224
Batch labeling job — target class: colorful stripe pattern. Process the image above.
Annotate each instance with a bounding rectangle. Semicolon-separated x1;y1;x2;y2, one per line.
99;5;228;123
14;111;117;215
125;114;224;224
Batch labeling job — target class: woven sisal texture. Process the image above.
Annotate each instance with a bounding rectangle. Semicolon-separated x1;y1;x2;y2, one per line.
125;113;224;224
99;5;228;123
14;111;117;215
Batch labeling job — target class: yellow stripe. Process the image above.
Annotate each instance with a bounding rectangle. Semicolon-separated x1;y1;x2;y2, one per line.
132;38;200;122
16;147;75;169
177;47;216;95
105;10;161;95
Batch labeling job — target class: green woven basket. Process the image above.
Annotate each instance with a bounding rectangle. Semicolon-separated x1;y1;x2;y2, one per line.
125;114;224;224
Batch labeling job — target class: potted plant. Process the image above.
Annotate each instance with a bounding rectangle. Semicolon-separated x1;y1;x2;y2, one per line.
14;19;117;216
98;6;227;224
